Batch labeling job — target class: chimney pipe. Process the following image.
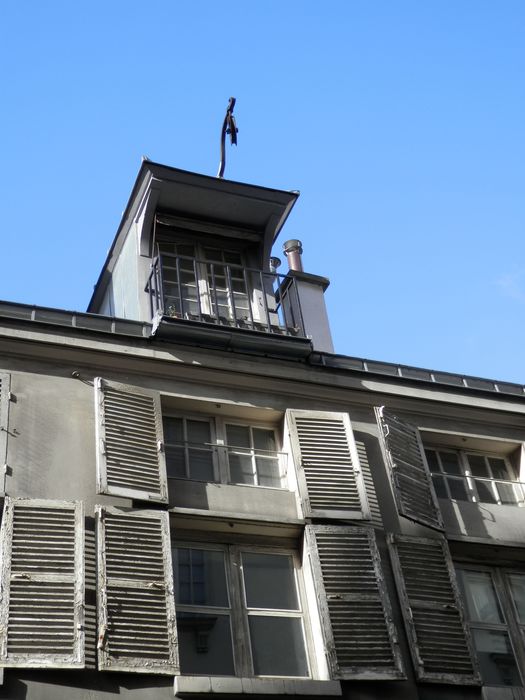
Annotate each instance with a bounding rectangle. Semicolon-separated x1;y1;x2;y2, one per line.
283;239;304;273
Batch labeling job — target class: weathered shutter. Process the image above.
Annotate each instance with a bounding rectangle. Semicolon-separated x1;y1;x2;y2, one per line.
306;525;404;680
96;506;178;674
0;497;84;668
388;533;480;684
0;373;10;494
287;410;370;519
95;378;168;503
375;407;443;530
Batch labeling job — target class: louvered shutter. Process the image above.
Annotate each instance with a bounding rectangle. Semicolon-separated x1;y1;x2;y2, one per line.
286;410;370;519
95;378;168;503
0;498;84;668
375;407;443;530
96;506;178;674
306;525;404;680
0;373;9;493
388;533;480;684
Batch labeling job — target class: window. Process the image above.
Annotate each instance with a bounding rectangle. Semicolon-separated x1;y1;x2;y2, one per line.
173;543;311;678
425;447;524;506
456;566;525;687
163;415;286;489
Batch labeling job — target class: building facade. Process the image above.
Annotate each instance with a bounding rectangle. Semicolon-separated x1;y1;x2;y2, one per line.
0;161;523;699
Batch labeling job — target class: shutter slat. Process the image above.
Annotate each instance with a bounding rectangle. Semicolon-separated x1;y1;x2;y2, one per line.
306;525;404;680
97;506;178;674
287;410;370;519
388;534;480;684
0;498;84;668
375;407;443;529
95;379;168;503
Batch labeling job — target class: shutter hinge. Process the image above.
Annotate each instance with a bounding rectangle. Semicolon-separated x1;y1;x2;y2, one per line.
7;392;13;402
2;464;6;475
101;439;106;455
97;624;108;650
157;440;164;453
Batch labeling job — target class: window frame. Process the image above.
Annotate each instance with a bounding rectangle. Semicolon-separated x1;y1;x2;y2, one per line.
426;446;524;506
163;413;286;490
173;540;315;680
455;563;525;688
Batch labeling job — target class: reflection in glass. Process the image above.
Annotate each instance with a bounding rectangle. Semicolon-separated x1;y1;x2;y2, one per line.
177;612;235;676
508;574;525;624
456;570;503;623
174;548;229;607
242;553;298;610
471;629;521;686
447;476;469;501
249;616;308;677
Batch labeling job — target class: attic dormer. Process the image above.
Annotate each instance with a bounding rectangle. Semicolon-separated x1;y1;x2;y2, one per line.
88;161;333;356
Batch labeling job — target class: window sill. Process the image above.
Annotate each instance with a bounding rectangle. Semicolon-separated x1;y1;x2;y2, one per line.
174;676;342;696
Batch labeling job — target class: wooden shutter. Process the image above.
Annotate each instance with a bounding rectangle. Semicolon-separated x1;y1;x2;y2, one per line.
388;533;480;684
0;373;10;494
287;410;370;519
306;525;404;680
375;407;443;530
0;498;84;668
95;378;168;503
96;506;178;674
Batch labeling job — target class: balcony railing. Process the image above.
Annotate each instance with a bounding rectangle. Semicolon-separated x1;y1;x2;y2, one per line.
146;253;305;337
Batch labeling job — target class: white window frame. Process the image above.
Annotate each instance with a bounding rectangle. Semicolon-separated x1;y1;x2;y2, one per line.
426;446;525;506
173;541;315;680
456;563;525;688
163;414;286;490
163;413;220;483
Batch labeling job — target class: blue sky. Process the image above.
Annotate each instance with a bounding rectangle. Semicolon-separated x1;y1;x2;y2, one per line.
1;2;524;383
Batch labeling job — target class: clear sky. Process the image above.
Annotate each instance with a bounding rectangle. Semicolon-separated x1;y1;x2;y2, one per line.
1;2;524;383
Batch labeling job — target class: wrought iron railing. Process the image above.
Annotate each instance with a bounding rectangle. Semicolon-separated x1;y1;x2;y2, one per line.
432;472;525;506
146;253;305;337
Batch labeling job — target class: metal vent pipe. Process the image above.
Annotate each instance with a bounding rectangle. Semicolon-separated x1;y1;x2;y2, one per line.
283;239;304;272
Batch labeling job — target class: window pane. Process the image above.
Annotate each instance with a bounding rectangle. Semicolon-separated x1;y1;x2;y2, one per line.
166;445;186;478
242;553;299;610
475;479;498;504
229;452;255;485
432;474;448;499
188;449;215;482
255;457;282;488
177;612;235;676
439;452;462;475
508;574;525;624
467;454;489;477
186;420;211;445
163;417;184;443
253;429;277;453
489;458;510;481
471;629;521;686
425;449;440;472
495;481;518;505
249;616;308;677
174;548;229;607
456;570;504;623
447;476;469;501
226;424;251;449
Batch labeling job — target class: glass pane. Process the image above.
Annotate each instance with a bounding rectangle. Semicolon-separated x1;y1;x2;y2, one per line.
496;481;518;505
255;457;282;488
456;569;504;623
475;479;498;504
242;553;298;610
253;428;277;453
203;247;223;262
177;612;235;676
188;449;215;482
447;476;469;501
425;449;440;472
468;455;490;477
224;251;242;265
439;451;462;475
174;548;228;607
432;474;448;499
489;458;511;480
508;573;525;624
163;417;184;443
226;424;251;449
186;420;211;445
471;628;521;686
249;616;308;677
166;445;186;478
229;452;255;485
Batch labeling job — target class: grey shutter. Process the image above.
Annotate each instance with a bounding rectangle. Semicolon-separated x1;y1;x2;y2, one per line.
375;407;443;530
96;506;178;674
388;533;480;684
287;410;370;519
95;378;168;503
306;525;404;680
0;373;10;495
0;498;84;668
